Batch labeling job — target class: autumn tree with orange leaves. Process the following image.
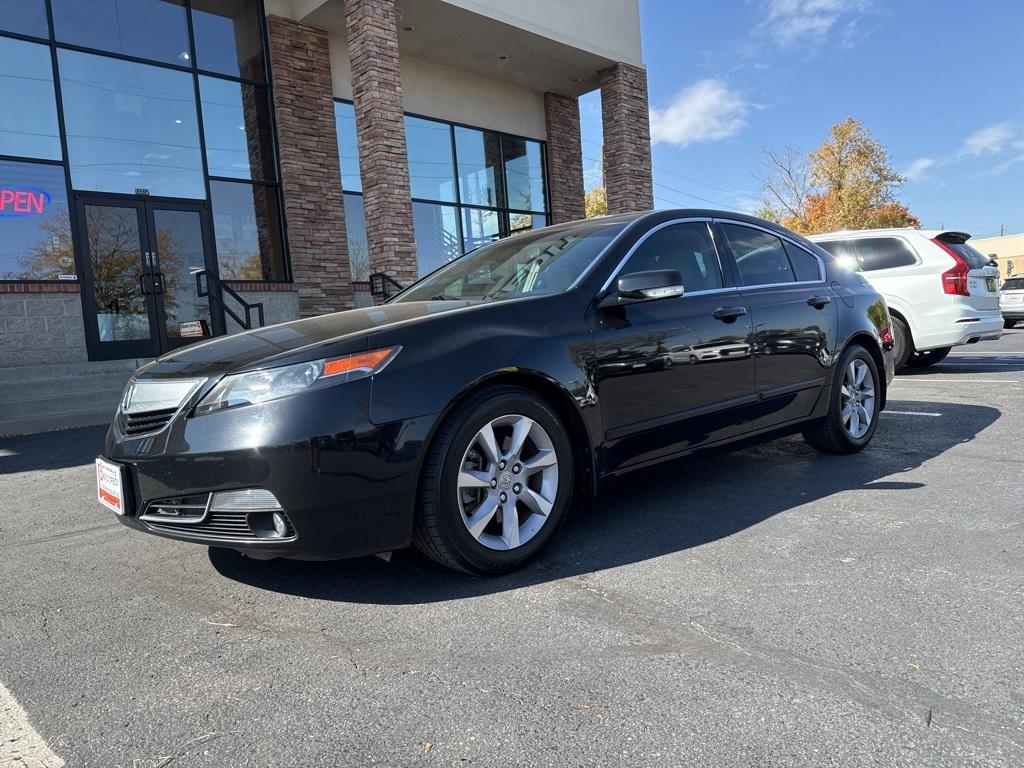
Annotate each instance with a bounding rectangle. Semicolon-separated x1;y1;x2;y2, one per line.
758;117;920;235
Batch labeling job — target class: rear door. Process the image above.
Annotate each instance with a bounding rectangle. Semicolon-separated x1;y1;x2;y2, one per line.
716;221;838;430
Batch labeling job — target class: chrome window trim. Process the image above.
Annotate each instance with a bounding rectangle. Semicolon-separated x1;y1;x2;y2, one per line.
596;217;723;294
714;218;828;284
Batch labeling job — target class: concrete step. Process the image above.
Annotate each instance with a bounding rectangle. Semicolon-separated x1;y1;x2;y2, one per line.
0;359;147;384
0;387;122;421
0;406;115;437
0;371;131;401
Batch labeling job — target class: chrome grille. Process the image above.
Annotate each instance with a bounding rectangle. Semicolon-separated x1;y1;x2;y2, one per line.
140;496;296;542
121;407;177;436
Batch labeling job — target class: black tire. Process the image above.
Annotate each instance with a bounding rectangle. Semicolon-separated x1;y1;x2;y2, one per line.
1005;319;1018;329
905;346;951;368
891;316;913;370
413;386;574;575
803;344;881;455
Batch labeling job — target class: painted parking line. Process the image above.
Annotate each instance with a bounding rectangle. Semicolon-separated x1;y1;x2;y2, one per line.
895;378;1021;384
0;682;64;767
936;362;1024;367
884;410;943;417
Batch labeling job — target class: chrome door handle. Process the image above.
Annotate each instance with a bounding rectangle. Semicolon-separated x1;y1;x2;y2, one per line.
712;306;747;322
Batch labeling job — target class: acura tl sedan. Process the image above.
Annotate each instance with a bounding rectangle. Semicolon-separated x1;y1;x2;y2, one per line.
98;211;895;574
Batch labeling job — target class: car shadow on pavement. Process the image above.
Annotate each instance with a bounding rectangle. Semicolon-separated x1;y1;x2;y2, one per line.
209;399;999;605
0;425;107;475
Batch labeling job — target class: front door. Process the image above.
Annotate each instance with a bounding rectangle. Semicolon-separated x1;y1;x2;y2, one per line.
77;195;224;361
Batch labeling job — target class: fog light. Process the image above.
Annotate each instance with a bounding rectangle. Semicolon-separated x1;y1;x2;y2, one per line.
272;512;288;537
210;488;282;512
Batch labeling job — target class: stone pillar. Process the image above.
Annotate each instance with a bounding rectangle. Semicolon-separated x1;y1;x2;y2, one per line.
599;63;653;214
344;0;418;285
543;92;585;224
266;15;353;317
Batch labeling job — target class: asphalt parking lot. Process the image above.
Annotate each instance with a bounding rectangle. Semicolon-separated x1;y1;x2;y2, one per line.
2;332;1023;767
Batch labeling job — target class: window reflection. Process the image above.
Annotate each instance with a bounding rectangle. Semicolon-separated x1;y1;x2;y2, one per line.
455;127;505;208
153;209;212;338
210;180;286;280
52;0;191;67
200;75;275;181
413;202;460;276
343;193;369;281
0;0;49;38
0;161;74;280
83;204;151;342
59;50;205;198
502;137;545;213
0;38;62;161
406;117;455;202
462;207;500;252
191;0;265;81
334;101;361;192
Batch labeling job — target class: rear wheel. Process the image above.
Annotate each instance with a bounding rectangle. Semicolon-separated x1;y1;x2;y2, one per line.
803;344;880;454
414;386;574;575
1005;319;1018;329
891;316;913;370
905;347;951;368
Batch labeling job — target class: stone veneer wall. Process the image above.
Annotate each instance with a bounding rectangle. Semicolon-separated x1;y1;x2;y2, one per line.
543;92;585;224
344;0;418;285
266;15;354;316
599;62;654;214
0;287;88;368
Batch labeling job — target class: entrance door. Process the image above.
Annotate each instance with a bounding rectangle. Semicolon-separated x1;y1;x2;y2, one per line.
77;195;224;360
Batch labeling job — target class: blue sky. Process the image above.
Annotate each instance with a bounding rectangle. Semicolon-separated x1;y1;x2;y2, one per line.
580;0;1024;238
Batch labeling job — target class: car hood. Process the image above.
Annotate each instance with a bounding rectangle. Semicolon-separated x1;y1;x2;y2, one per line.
137;300;475;379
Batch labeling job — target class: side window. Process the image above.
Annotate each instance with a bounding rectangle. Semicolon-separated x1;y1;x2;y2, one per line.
622;223;724;293
783;241;822;281
815;239;860;270
721;224;795;286
854;238;917;271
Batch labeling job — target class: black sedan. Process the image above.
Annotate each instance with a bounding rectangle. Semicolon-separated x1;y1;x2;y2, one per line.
97;210;895;574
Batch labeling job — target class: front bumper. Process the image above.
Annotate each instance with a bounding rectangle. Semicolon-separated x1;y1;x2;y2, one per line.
104;379;437;560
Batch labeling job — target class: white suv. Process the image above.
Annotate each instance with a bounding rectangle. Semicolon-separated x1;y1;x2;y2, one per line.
809;229;1002;368
1000;275;1024;328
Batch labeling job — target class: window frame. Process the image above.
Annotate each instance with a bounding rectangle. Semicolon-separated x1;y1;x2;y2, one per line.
0;0;290;286
714;219;826;288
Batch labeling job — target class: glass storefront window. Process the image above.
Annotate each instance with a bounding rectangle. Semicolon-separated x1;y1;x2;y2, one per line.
0;161;74;280
52;0;191;67
509;212;547;234
343;193;369;282
59;50;205;198
413;202;460;276
406;117;455;203
210;179;286;281
200;76;275;181
0;38;62;161
455;127;504;208
503;137;545;214
334;101;361;192
0;0;49;38
191;0;265;81
462;207;500;253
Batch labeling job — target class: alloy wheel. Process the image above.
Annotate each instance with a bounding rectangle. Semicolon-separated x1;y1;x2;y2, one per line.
840;359;876;439
457;414;559;551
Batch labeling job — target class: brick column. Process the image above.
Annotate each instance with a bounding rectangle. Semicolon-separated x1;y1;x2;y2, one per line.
266;15;353;316
344;0;418;285
599;63;653;214
543;92;585;224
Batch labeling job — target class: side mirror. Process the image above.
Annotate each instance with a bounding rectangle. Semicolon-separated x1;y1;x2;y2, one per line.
604;269;685;305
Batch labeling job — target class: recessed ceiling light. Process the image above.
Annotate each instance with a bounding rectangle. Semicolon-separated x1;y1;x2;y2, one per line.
179;51;190;61
497;54;509;61
174;119;183;124
571;75;583;83
402;25;414;32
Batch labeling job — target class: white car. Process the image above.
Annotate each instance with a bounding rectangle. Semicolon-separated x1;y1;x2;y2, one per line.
1000;275;1024;328
809;229;1002;368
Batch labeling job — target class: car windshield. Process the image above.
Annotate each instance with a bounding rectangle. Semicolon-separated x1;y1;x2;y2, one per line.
392;218;629;303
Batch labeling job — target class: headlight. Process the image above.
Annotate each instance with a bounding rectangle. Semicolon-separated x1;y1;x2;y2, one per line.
194;346;400;415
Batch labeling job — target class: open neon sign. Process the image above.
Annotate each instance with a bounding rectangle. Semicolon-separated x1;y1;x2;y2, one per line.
0;186;51;217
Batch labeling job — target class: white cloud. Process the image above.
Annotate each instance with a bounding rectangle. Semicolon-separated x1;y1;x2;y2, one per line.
760;0;871;48
650;79;750;147
980;153;1024;177
903;157;935;182
958;122;1015;158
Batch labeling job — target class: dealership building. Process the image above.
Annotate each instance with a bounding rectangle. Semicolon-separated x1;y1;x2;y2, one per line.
0;0;652;432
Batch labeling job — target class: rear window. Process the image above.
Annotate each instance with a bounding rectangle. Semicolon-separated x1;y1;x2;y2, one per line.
942;241;991;270
1002;277;1024;291
854;238;917;271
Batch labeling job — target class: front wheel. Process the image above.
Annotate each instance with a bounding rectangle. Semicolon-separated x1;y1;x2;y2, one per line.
414;386;574;574
905;347;951;368
803;345;881;454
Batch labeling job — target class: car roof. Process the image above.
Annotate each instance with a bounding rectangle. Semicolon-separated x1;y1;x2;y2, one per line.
807;228;969;241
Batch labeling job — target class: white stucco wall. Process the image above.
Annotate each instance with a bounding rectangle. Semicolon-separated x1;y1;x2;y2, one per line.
328;36;546;139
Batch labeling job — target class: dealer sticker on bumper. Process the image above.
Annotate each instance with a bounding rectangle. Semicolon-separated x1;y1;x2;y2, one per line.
96;458;125;515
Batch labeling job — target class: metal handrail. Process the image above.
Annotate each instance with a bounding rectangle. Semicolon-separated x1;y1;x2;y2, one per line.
196;270;266;330
369;271;405;301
